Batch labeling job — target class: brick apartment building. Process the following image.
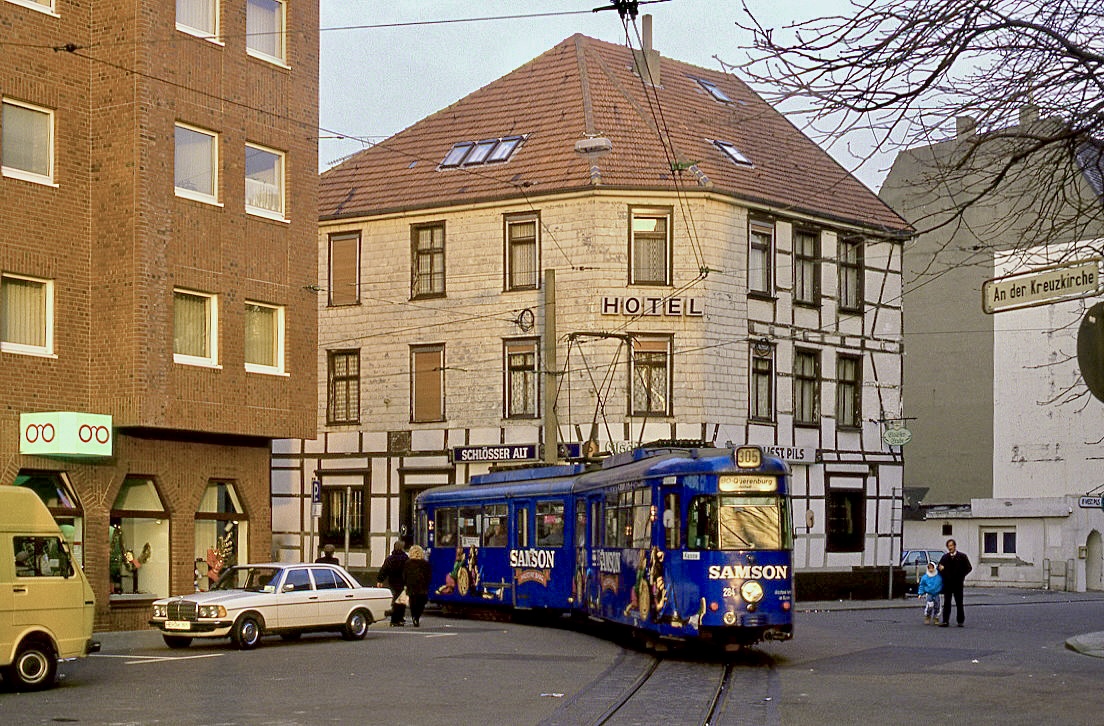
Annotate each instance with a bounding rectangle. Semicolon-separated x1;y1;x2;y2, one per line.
273;20;914;583
1;0;318;630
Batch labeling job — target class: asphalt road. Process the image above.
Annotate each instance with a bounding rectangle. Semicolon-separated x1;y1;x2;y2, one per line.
3;589;1104;725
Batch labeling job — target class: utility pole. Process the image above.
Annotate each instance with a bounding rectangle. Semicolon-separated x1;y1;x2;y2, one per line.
543;269;558;463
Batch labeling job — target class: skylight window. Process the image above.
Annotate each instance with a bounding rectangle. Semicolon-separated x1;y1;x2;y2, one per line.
439;135;526;168
694;77;731;103
713;140;753;167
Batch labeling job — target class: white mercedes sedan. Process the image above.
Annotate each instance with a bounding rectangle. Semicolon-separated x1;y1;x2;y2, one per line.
149;563;392;649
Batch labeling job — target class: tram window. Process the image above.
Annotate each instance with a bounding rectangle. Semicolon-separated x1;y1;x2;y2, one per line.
536;501;564;546
604;501;618;548
435;508;458;546
459;507;481;547
516;507;530;548
663;492;681;549
631;488;652;548
717;496;783;550
482;504;507;547
688;497;718;550
590;501;601;548
576;505;586;548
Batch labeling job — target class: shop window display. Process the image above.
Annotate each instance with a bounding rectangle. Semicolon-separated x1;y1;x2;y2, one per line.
14;470;84;567
194;481;248;591
110;477;169;598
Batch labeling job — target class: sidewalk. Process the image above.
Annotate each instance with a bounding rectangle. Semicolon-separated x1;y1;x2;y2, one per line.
797;586;1104;658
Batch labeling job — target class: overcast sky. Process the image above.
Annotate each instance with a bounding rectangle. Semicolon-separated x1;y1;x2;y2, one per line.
318;0;894;191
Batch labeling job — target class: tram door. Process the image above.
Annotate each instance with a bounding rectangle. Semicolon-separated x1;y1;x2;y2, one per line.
509;502;530;607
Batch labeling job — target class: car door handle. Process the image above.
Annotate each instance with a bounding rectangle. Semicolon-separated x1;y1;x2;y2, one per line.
13;586;28;593
309;596;318;600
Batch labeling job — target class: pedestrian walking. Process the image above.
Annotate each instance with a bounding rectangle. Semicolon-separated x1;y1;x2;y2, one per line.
403;545;432;627
377;540;408;626
916;561;942;625
937;538;972;627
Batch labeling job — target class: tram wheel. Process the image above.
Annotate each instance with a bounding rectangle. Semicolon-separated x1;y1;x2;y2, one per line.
456;567;471;596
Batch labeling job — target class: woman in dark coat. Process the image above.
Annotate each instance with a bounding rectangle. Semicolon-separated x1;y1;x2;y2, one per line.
403;545;432;627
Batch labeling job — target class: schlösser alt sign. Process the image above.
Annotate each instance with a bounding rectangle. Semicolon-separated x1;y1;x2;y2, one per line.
452;444;537;463
982;258;1101;314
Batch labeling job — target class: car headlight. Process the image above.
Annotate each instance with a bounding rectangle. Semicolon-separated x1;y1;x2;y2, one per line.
152;604;167;619
739;580;764;603
198;605;227;619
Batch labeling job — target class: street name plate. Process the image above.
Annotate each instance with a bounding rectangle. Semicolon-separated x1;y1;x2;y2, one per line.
983;258;1101;314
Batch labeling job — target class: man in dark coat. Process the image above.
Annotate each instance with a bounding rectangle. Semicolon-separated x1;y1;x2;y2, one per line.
937;538;972;627
315;544;340;565
377;540;408;626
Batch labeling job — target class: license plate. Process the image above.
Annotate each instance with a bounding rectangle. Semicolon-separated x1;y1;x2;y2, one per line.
165;620;192;631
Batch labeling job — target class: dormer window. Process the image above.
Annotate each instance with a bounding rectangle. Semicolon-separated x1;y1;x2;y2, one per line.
439;135;525;168
693;77;731;103
712;140;753;167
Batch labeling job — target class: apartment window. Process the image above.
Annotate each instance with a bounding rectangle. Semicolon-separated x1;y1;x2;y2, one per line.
245;143;284;219
839;237;864;311
177;0;217;37
793;230;820;305
630;208;671;286
246;0;285;64
505;339;539;418
320;481;365;548
173;289;218;367
793;349;820;426
0;274;53;356
328;232;360;306
327;350;360;425
631;337;671;416
505;214;539;291
412;345;445;423
749;222;773;295
244;301;284;374
836;355;862;429
5;0;55;13
2;99;53;185
982;529;1017;556
750;345;774;421
411;223;445;299
174;123;218;203
825;481;865;553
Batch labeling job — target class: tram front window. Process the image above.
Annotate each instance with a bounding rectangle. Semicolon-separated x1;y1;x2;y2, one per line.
688;495;783;550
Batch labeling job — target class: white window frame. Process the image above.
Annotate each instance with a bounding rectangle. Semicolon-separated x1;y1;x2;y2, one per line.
245;142;285;220
2;98;55;186
244;301;285;375
0;273;55;357
176;0;220;42
173;288;219;368
3;0;57;16
174;123;219;205
981;528;1017;558
246;0;287;66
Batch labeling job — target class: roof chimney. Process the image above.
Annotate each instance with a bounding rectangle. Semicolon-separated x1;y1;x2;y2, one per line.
956;116;976;139
1019;104;1039;128
632;14;661;87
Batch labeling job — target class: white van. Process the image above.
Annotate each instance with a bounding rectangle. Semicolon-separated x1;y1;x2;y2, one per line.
1;486;99;690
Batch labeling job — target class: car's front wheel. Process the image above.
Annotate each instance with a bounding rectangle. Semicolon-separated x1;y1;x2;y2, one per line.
3;639;57;691
162;635;193;649
341;609;369;640
231;614;263;650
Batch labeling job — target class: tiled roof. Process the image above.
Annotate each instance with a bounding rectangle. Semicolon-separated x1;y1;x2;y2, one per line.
320;33;910;235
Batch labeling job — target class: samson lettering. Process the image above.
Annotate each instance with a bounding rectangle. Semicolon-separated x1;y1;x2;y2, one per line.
509;549;556;568
594;550;622;573
708;565;789;580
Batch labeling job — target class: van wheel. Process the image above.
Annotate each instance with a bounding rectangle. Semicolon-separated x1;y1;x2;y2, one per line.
4;639;57;691
162;635;193;649
231;615;263;650
342;609;369;640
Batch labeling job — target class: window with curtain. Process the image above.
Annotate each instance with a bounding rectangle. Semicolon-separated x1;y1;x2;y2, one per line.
174;123;217;202
244;301;284;373
9;0;54;10
245;143;284;218
631;336;671;416
505;215;538;290
793;349;820;425
794;229;820;305
749;222;773;295
2;99;53;183
839;237;864;311
411;223;445;299
246;0;285;62
173;289;217;365
836;354;862;428
328;233;360;306
0;274;52;355
630;209;670;285
412;345;444;422
327;350;360;425
750;346;773;421
504;338;538;418
177;0;217;36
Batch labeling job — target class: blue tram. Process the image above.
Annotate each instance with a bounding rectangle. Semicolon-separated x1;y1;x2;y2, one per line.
415;442;794;647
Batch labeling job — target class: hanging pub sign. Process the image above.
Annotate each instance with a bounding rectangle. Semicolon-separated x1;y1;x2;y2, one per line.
19;411;114;458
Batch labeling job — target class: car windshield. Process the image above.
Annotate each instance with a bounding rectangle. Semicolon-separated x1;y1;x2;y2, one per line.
212;566;280;592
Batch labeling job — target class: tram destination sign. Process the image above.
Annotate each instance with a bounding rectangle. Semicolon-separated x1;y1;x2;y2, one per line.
452;444;538;463
982;258;1101;314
